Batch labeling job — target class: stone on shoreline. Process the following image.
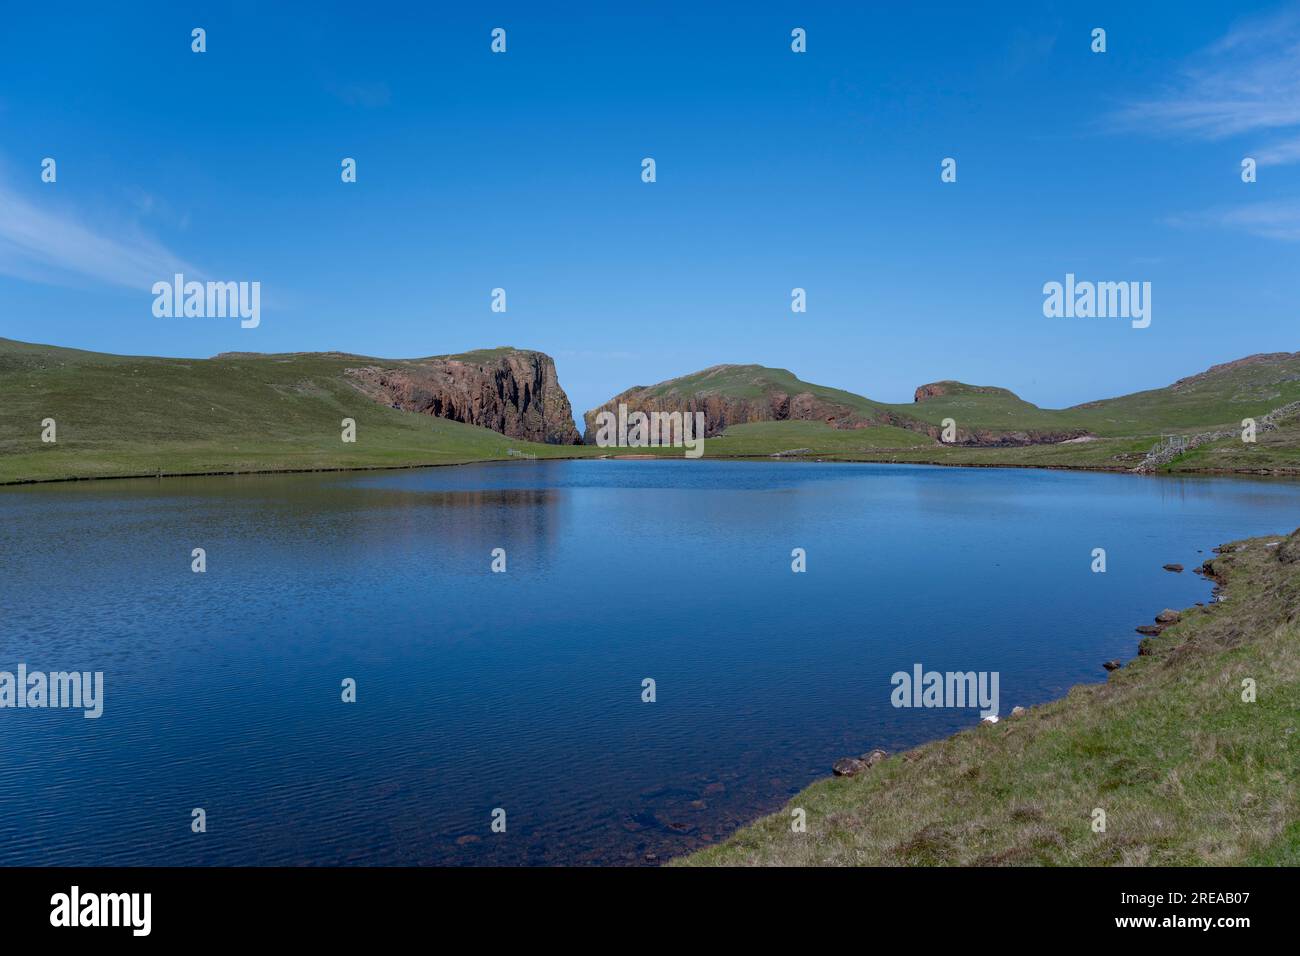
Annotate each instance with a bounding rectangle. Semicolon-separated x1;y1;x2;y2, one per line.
860;748;888;767
1103;659;1122;671
834;748;889;776
832;757;867;777
1155;608;1181;624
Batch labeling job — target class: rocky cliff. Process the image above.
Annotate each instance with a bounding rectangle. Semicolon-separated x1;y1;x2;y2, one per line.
913;381;1020;403
345;348;583;445
581;365;872;441
583;365;1092;447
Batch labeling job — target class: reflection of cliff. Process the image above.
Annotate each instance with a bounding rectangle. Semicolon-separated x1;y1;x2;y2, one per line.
346;350;583;445
344;485;566;569
197;474;567;575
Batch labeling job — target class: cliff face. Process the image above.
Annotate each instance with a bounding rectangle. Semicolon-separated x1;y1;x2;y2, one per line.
582;385;867;442
584;366;1092;447
877;413;1091;446
912;381;1019;403
345;349;583;445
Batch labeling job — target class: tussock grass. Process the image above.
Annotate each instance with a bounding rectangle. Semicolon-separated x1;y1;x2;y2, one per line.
680;530;1300;866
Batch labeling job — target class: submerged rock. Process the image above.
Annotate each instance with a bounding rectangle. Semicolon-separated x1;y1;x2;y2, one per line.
1163;563;1184;573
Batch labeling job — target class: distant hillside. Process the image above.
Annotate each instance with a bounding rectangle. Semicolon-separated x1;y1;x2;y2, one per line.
0;338;583;483
587;353;1300;450
582;364;888;441
4;338;1299;483
584;365;1087;445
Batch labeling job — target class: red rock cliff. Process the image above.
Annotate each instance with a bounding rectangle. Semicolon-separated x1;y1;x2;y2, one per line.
345;349;583;445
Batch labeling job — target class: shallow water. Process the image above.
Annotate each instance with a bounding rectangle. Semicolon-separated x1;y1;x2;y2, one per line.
1;460;1297;865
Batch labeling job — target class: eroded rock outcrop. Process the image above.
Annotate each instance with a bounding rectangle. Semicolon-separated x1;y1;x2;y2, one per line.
583;365;1095;447
582;366;871;441
345;349;582;445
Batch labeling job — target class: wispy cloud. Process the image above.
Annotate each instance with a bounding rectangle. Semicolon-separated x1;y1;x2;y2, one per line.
0;181;199;291
1168;200;1300;241
1115;4;1300;163
1217;200;1300;240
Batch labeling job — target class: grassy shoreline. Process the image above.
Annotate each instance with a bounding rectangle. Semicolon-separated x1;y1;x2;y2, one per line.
6;338;1300;485
6;446;1300;488
677;528;1300;866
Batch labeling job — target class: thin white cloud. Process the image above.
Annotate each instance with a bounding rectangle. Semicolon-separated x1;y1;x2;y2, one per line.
1168;201;1300;241
0;182;199;291
1255;134;1300;166
1115;4;1300;157
1218;200;1300;240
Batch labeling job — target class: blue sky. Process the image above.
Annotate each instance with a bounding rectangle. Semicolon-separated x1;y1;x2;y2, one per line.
1;1;1297;417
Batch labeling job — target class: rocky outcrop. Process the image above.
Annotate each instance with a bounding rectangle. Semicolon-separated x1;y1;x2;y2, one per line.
582;369;871;441
584;366;1092;446
345;349;582;444
913;382;951;402
912;381;1019;404
832;749;888;777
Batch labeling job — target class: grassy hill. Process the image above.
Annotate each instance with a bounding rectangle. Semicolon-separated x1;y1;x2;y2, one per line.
680;527;1300;866
589;353;1300;474
0;338;585;484
4;339;1299;483
635;363;887;416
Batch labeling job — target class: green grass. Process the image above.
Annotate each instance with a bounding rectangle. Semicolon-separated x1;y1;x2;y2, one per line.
5;338;1300;482
883;356;1295;440
705;420;933;453
679;529;1300;866
0;338;590;483
589;353;1300;473
1171;420;1300;474
635;364;887;415
691;354;1300;440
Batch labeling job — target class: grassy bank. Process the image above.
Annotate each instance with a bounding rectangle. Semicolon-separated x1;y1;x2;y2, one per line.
4;338;1299;483
0;338;590;483
679;528;1300;866
596;420;1300;475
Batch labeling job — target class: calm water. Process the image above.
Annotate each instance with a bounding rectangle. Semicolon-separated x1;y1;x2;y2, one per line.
1;460;1297;865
